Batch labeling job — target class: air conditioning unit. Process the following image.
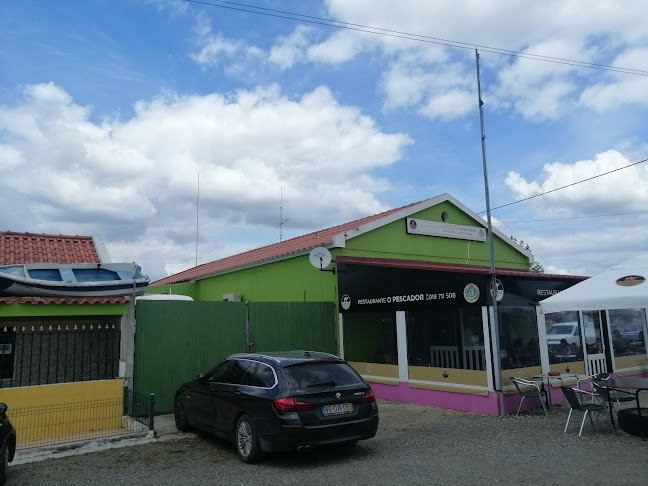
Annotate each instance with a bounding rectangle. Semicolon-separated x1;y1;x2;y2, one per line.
222;293;242;302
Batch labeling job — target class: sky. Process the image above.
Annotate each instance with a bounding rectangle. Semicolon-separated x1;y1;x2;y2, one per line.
2;0;648;282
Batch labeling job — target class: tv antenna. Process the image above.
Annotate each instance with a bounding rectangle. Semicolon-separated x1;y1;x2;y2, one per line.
309;247;335;274
275;186;290;241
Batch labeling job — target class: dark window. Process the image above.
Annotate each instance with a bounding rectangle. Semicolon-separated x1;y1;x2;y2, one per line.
242;362;258;386
205;360;230;382
283;362;364;391
343;312;398;364
222;359;251;385
254;363;276;388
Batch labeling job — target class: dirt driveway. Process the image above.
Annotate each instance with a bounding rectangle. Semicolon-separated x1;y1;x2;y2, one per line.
8;400;648;485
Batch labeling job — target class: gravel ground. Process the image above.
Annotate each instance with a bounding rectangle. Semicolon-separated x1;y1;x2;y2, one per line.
8;400;648;485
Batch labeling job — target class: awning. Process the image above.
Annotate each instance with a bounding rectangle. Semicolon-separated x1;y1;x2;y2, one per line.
539;254;648;313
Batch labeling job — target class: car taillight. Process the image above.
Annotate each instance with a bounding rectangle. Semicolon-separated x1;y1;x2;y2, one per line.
273;397;313;412
361;390;376;403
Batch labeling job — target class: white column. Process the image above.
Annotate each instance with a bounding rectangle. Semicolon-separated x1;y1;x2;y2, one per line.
396;311;409;383
537;307;549;374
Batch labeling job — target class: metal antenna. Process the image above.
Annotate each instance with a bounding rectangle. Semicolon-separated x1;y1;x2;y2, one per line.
195;172;199;267
476;49;503;416
275;186;290;241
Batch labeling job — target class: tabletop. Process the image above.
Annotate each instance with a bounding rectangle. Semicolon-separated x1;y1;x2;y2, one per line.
532;373;579;380
600;378;648;390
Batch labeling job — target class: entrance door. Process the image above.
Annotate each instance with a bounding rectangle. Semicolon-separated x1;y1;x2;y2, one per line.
582;311;607;375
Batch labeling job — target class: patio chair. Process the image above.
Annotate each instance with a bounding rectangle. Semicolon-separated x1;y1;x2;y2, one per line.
560;386;607;437
510;377;548;417
575;374;601;403
592;375;638;408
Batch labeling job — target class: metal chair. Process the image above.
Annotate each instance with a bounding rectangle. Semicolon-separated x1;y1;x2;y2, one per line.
592;375;637;408
510;377;548;417
560;386;607;437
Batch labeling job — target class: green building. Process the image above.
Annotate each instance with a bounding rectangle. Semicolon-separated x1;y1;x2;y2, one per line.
151;193;588;415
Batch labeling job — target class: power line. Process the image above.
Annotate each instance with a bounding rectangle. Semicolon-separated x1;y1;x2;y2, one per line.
478;156;648;214
500;209;648;224
183;0;648;77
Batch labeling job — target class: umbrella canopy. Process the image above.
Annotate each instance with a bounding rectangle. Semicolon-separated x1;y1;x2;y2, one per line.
539;254;648;313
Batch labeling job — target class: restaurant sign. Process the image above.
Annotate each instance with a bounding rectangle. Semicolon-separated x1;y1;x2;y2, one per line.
406;218;486;242
337;264;586;313
337;263;489;312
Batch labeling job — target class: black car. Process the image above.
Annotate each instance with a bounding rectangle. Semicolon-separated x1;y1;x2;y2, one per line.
0;403;16;485
174;351;379;463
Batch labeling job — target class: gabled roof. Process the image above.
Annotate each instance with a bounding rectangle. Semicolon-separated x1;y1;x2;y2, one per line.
0;231;102;266
153;193;533;286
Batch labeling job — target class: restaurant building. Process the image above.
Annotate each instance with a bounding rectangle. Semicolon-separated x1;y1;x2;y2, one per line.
151;194;643;415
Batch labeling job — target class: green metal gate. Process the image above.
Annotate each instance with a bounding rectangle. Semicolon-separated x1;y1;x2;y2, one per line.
248;302;336;354
134;300;336;413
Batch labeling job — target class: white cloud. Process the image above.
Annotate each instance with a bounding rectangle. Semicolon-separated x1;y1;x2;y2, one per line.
190;14;264;72
269;26;314;70
0;82;412;280
307;30;367;64
307;1;648;120
501;148;648;275
381;57;473;120
505;149;648;216
579;47;648;111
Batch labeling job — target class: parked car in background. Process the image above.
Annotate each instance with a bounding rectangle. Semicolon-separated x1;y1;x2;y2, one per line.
546;322;595;346
174;351;379;463
0;403;16;485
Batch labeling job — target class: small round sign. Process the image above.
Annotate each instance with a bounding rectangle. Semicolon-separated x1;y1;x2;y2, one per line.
616;275;645;287
463;283;480;303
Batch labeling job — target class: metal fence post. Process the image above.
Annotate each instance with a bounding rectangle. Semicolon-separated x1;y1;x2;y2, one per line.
148;393;155;430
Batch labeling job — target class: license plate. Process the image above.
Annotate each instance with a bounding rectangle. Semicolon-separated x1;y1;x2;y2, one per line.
321;403;353;415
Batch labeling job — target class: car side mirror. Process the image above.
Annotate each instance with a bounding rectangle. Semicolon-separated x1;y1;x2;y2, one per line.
197;373;205;381
0;403;7;414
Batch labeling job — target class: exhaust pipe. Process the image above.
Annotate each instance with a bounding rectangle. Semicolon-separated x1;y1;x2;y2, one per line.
296;446;304;453
303;445;312;453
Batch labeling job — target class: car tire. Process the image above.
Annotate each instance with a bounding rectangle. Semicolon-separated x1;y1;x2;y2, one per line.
174;396;191;432
235;414;262;463
0;441;8;486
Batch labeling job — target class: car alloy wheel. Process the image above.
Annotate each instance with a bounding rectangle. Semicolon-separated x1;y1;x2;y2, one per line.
236;415;262;463
174;397;191;432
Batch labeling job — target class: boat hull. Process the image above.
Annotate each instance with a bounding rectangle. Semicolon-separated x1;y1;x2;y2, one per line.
0;263;150;298
0;279;149;298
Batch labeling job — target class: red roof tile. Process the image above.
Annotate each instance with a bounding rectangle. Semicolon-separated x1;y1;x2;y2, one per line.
0;231;100;266
153;199;431;285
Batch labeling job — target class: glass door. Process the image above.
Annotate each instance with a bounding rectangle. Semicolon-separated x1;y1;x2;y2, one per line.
581;311;607;375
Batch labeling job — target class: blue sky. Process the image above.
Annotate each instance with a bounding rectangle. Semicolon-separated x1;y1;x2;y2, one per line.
2;0;648;281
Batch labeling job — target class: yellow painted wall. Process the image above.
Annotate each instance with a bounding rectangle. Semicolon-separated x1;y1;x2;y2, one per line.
350;361;400;385
0;379;124;442
615;354;648;374
408;367;489;396
501;366;542;394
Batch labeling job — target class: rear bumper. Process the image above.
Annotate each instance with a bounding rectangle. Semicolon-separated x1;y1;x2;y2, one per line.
259;414;379;452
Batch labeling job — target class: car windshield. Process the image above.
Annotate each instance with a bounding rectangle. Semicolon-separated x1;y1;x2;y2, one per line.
283;362;364;390
547;324;575;335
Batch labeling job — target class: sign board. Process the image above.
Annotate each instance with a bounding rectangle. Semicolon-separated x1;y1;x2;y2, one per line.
406;218;486;242
337;263;586;313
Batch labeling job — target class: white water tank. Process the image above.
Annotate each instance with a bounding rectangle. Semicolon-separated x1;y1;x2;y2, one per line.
222;293;242;302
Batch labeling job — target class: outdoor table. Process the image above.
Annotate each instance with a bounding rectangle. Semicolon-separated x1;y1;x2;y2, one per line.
532;373;579;407
599;377;648;437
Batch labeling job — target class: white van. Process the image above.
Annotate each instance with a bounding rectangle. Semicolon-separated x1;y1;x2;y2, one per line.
546;322;596;346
